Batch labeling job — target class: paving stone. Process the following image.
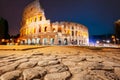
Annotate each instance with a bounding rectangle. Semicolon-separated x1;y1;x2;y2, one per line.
78;62;95;70
89;70;110;80
104;71;119;80
103;61;120;67
38;60;60;67
7;57;24;62
90;62;104;70
0;70;21;80
18;61;37;69
46;64;69;73
102;66;114;71
15;58;29;63
87;58;103;63
114;67;120;79
44;71;71;80
71;73;84;80
38;60;48;67
0;62;20;75
48;60;60;65
69;66;83;74
23;67;47;80
69;56;87;62
0;62;13;67
43;56;57;61
71;70;89;80
29;57;42;62
32;52;43;56
33;79;42;80
62;60;76;67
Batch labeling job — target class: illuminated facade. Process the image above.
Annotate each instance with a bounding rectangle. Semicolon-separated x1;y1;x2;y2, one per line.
19;0;89;45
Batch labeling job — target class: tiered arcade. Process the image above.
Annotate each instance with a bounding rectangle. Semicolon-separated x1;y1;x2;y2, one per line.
19;0;89;45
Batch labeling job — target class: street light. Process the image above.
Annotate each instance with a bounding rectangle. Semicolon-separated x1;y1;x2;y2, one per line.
106;40;110;43
96;40;100;44
116;38;119;44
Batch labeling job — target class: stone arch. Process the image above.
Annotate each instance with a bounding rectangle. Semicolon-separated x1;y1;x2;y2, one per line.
25;39;27;44
50;38;54;45
43;38;47;45
39;26;41;32
58;39;62;45
28;39;31;45
64;38;68;45
72;31;74;36
44;26;47;32
58;26;62;32
31;38;36;44
36;38;40;44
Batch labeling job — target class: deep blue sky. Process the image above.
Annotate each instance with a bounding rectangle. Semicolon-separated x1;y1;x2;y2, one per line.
0;0;120;36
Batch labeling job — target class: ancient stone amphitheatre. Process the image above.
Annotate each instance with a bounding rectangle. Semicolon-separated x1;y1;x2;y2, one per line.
0;45;120;80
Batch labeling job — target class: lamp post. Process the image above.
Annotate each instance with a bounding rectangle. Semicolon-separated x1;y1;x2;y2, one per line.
116;38;119;44
111;35;116;44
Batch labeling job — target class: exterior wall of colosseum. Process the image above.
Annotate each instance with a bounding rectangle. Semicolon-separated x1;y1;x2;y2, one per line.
19;0;89;45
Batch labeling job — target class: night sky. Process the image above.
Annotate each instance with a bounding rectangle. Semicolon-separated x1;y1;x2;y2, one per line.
0;0;120;36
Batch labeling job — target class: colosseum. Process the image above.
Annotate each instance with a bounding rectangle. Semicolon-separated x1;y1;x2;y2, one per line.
19;0;89;45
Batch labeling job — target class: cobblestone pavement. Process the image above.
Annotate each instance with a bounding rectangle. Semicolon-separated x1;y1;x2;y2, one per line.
0;46;120;80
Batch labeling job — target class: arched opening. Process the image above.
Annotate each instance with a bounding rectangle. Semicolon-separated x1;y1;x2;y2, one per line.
64;38;68;45
72;26;74;30
31;38;36;44
34;17;37;22
75;39;77;45
52;28;55;32
58;27;62;32
75;31;77;36
20;41;23;45
72;31;74;36
71;39;74;45
58;39;61;45
79;40;81;45
45;26;47;32
39;26;41;32
34;28;36;33
36;38;40;44
43;38;47;45
28;39;31;45
25;39;27;44
50;38;54;45
39;16;42;21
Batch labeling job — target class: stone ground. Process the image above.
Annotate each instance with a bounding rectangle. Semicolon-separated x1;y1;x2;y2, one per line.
0;46;120;80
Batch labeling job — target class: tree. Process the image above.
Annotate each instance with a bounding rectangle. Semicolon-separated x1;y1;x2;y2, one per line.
0;17;10;39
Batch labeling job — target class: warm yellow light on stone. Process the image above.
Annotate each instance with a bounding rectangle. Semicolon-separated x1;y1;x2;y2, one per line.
26;19;29;24
32;27;34;34
19;0;89;45
2;39;5;42
66;29;71;35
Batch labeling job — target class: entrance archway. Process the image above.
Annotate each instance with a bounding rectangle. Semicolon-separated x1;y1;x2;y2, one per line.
58;39;61;45
64;38;68;45
43;38;47;45
31;38;36;44
50;38;54;45
28;39;31;45
25;39;27;44
36;38;40;44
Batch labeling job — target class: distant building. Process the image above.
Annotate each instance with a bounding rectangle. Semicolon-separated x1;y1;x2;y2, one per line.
0;17;9;39
19;0;89;45
115;20;120;44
